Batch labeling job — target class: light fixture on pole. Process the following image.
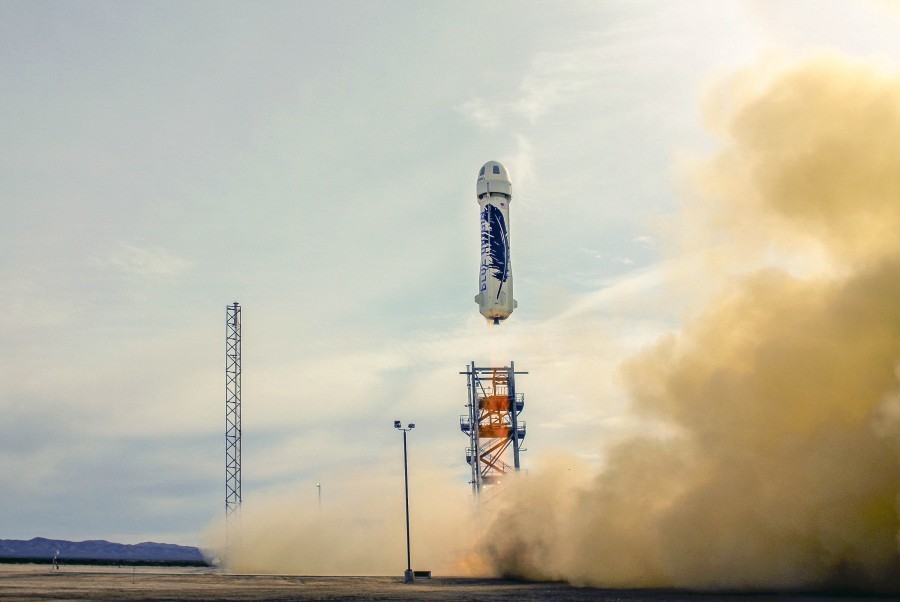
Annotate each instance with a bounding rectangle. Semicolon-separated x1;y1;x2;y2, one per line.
394;420;415;583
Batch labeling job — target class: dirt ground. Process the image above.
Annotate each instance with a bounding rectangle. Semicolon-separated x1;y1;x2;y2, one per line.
0;565;894;601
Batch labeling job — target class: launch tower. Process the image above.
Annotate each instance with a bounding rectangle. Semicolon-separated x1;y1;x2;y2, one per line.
459;361;527;494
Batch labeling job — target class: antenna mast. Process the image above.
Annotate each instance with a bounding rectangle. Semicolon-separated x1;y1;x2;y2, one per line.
225;302;242;551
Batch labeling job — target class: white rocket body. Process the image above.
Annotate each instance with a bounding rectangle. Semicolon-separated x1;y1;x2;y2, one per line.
475;161;517;324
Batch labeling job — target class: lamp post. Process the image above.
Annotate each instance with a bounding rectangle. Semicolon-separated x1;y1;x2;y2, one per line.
394;420;415;583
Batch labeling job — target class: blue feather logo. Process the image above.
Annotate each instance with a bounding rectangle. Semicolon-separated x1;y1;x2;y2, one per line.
481;204;509;298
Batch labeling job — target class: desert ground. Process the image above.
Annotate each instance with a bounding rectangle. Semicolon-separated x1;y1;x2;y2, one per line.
0;564;894;601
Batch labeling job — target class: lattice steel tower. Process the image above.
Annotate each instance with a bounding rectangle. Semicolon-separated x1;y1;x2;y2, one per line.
460;361;527;494
225;302;242;546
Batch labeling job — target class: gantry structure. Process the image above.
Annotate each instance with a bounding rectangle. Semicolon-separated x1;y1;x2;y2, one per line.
225;302;242;549
460;361;526;495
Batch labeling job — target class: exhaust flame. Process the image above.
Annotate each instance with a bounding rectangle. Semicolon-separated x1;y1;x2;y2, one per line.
476;57;900;591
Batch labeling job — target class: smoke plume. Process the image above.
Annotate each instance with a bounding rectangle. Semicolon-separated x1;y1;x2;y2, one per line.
477;57;900;591
206;470;473;576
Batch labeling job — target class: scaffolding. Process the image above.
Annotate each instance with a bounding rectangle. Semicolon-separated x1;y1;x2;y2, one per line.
225;302;241;550
460;361;526;495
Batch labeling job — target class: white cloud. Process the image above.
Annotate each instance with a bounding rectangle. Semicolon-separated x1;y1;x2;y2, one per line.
95;242;191;278
456;98;504;131
456;43;609;131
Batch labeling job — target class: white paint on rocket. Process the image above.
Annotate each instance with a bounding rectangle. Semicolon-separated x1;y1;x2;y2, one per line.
475;161;517;324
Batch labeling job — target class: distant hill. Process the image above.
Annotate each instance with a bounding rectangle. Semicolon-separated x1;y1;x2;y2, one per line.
0;538;206;563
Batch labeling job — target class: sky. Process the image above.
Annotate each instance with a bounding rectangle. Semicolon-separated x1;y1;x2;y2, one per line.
2;0;900;554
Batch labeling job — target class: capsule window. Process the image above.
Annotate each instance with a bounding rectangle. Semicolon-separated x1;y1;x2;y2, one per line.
479;166;485;176
493;165;500;174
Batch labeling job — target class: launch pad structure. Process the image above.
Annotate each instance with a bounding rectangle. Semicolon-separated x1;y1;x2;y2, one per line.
460;362;527;495
225;302;242;550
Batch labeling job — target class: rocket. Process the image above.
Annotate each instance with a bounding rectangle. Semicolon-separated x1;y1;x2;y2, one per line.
475;161;517;325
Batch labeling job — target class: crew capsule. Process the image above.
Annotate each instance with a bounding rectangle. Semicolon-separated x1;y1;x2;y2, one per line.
474;161;517;325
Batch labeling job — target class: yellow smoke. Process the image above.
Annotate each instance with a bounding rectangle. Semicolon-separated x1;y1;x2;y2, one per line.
477;57;900;591
205;470;474;576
